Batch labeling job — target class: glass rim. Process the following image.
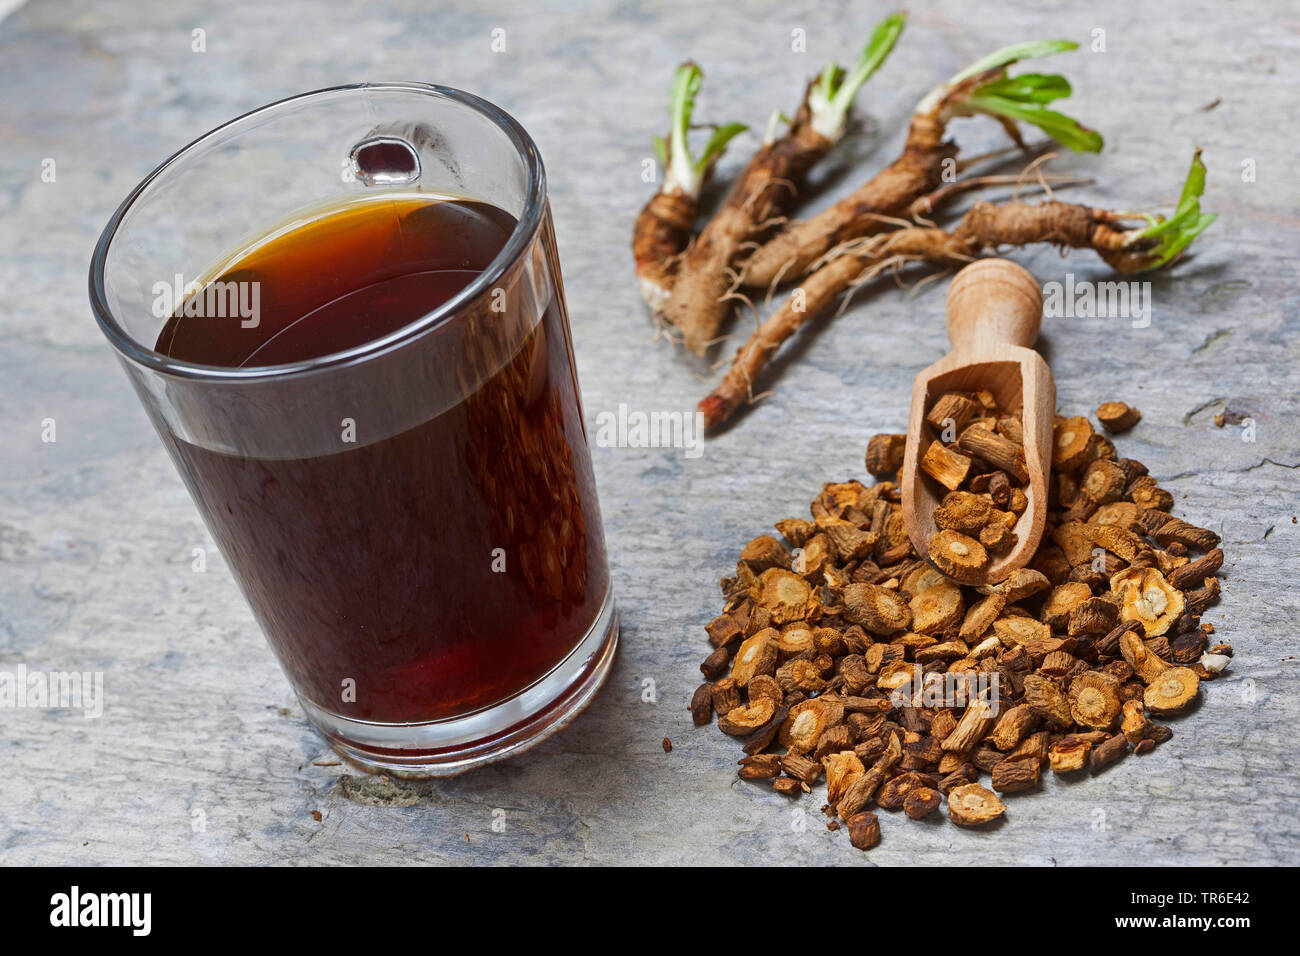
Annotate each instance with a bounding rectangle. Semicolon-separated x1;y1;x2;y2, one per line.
88;81;548;382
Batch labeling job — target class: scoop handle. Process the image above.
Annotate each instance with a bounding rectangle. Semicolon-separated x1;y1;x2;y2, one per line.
946;258;1043;354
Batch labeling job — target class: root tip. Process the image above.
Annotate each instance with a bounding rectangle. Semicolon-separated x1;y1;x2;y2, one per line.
698;394;735;431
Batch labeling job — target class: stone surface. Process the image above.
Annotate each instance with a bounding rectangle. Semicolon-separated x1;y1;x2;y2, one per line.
1;0;1297;865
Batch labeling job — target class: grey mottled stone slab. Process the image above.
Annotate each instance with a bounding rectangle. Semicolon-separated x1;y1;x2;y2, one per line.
1;0;1298;865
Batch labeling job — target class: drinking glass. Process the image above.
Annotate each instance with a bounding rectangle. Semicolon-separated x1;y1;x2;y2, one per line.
89;83;618;776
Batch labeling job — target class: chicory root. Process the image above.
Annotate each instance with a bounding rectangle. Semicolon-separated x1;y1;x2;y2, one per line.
633;63;747;317
663;13;906;355
741;40;1103;290
699;152;1215;429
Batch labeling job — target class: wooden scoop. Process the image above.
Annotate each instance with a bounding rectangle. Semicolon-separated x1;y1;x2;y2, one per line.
901;258;1055;585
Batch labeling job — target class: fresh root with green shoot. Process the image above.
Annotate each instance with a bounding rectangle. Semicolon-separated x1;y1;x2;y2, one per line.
740;39;1103;290
661;12;907;355
633;63;747;316
630;27;1217;433
698;150;1216;429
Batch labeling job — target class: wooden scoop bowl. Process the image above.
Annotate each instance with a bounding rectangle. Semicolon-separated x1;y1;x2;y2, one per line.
901;258;1055;585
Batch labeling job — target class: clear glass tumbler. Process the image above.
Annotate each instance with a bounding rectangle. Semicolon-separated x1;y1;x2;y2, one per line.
89;83;618;776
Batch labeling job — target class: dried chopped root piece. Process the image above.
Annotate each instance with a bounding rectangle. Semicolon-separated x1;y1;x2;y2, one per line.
842;583;912;635
740;706;788;756
1152;517;1221;551
979;568;1050;603
838;733;902;818
1052;416;1094;473
819;519;879;561
1120;699;1147;743
1088;431;1117;463
1007;730;1050;764
1080;459;1129;507
1022;674;1073;728
877;512;912;559
1048;736;1092;773
876;771;931;810
729;629;778;686
915;640;969;664
780;752;823;785
1091;501;1141;531
1183;576;1221;615
988;704;1038;751
1040;582;1093;630
689;683;713;726
1040;649;1077;677
776;657;826;693
1169;548;1224;590
956;425;1028;483
902;564;947;596
1067;596;1120;636
823;750;865;804
947;783;1006;826
941;696;998;752
1111;567;1185;637
1130;478;1175;512
700;645;729;679
1089;733;1129;772
877;660;922;693
920;441;972;491
992;614;1050;648
1068;671;1122;729
846;811;882;850
991;507;1018;529
705;612;743;648
740;535;792;571
772;776;804;796
959;593;1005;642
1096;401;1141;434
1144;667;1200;714
738;753;781;780
928;530;989;583
979;523;1016;554
814;626;849;655
866;433;907;477
791;535;834;580
837;656;872;695
1088;523;1148;563
779;697;844;752
1119;629;1170;684
926;392;981;434
995;416;1024;446
817;480;871;515
718;698;777;736
774;517;816;548
754;568;817;623
813;724;854;762
1052;520;1095;566
903;786;942;819
776;623;816;658
1032;545;1071;585
991;755;1043;793
863;642;901;673
910;582;965;634
747;674;784;708
933;491;993;533
930;710;959;743
711;677;741;715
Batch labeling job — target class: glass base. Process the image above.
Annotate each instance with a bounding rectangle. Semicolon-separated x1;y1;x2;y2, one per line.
298;588;618;778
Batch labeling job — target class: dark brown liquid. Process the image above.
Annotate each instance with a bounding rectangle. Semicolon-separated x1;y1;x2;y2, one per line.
154;196;608;723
